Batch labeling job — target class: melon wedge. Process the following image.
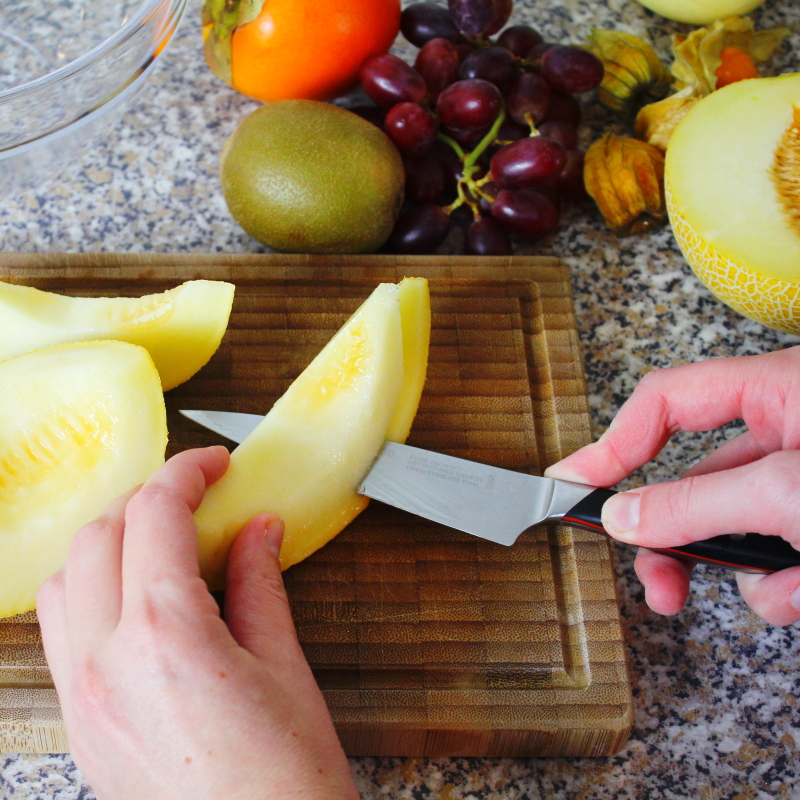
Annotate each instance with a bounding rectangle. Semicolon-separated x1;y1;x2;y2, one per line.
0;341;167;618
194;278;430;585
0;280;235;390
666;74;800;334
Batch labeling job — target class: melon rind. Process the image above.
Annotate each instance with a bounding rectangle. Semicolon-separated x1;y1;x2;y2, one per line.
667;179;800;334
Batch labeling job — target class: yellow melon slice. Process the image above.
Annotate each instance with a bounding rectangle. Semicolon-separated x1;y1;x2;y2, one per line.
194;278;430;585
0;341;167;618
0;280;235;390
666;74;800;334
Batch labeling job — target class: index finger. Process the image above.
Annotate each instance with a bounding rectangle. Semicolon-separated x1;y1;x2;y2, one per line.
544;348;795;487
121;447;229;610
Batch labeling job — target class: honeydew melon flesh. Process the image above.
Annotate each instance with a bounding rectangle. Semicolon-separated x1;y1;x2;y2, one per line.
635;0;765;25
195;277;430;585
0;280;235;391
666;74;800;334
0;341;167;618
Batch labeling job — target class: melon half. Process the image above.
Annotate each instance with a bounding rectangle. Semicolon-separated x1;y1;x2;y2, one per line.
666;74;800;334
0;341;167;618
635;0;765;25
194;278;430;586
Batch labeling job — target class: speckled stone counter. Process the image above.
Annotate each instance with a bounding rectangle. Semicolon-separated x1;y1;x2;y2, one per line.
2;0;800;797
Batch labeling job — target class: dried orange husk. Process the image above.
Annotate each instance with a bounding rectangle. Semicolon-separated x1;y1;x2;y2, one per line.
586;29;672;118
634;86;699;151
584;133;667;237
635;17;788;151
671;16;789;96
202;0;264;86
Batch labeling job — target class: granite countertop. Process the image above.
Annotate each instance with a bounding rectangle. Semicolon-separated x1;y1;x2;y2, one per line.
2;0;800;797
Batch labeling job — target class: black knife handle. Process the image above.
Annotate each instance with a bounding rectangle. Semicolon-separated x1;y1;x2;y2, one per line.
561;488;800;574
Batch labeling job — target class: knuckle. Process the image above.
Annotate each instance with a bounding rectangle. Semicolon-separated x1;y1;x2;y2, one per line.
37;571;64;608
759;451;800;497
68;518;112;558
71;659;117;725
645;477;696;530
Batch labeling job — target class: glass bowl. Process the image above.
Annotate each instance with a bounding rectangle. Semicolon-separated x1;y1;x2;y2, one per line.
0;0;186;196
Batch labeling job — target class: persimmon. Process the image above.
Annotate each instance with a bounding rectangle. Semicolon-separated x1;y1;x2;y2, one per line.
202;0;401;103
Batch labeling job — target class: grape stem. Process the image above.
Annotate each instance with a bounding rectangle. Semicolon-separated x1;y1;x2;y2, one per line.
439;107;507;219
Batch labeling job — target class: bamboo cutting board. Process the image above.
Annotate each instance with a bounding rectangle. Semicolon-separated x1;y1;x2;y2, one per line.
0;254;632;757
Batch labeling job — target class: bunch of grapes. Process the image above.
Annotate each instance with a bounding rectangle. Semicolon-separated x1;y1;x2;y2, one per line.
354;0;604;255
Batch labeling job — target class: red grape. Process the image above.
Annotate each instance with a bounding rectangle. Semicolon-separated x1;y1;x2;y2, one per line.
545;90;581;126
506;73;551;126
541;45;604;94
432;141;464;201
404;151;448;204
350;105;386;129
459;46;518;93
401;2;459;47
359;54;428;109
437;79;503;131
490;136;567;190
456;42;476;62
415;38;461;103
485;0;513;36
558;150;589;203
448;0;494;36
442;123;493;149
538;120;578;150
492;188;560;238
534;177;562;213
385;103;438;152
465;217;511;255
388;203;452;254
526;41;555;61
496;118;529;142
476;180;500;216
497;25;543;57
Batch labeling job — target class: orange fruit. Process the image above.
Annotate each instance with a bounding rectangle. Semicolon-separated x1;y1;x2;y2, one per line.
222;0;401;103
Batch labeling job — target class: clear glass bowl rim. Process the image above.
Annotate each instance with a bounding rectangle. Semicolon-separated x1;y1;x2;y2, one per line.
0;0;181;103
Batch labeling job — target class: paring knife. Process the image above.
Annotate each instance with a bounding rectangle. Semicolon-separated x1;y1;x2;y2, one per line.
180;410;800;574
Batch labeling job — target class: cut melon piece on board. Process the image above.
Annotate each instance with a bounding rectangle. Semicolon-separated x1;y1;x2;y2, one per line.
195;278;431;585
386;277;431;443
666;74;800;334
0;341;167;618
0;280;235;390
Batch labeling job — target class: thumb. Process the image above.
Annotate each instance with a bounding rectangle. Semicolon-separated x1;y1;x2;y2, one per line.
735;569;800;627
224;514;301;664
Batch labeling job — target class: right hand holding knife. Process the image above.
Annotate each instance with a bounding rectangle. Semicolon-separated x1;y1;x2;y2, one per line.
544;347;800;626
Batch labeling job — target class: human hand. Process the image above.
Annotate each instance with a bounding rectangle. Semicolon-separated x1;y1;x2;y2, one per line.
545;347;800;626
37;446;359;800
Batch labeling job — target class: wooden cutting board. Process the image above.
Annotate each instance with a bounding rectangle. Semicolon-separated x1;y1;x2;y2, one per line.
0;254;632;757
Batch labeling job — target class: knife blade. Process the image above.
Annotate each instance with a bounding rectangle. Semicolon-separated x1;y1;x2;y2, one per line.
179;409;800;574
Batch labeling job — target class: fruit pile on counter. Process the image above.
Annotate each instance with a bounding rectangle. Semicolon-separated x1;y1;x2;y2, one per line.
204;0;800;335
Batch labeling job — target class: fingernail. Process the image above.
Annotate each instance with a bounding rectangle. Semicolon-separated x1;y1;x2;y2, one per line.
544;463;590;483
264;519;285;559
603;492;641;538
791;585;800;612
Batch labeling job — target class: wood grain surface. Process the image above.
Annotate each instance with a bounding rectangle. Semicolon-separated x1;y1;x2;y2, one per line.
0;254;632;757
